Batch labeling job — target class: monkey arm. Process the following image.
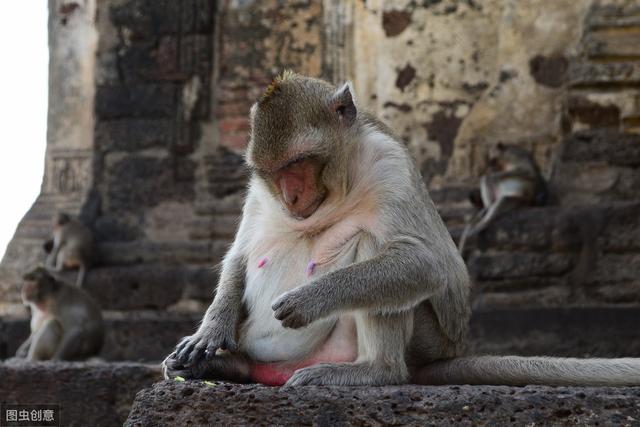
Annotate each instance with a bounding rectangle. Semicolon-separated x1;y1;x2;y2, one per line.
15;335;32;358
200;253;246;339
174;253;247;365
273;235;458;328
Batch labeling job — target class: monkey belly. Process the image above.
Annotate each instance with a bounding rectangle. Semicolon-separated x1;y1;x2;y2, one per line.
249;316;357;386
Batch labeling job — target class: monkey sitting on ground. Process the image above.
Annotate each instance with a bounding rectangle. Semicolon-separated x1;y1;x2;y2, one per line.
45;212;95;287
15;267;104;361
162;72;640;387
457;143;548;253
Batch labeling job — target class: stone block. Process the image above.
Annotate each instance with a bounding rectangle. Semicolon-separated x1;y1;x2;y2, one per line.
0;361;161;427
475;207;581;252
1;312;200;362
125;381;640;426
568;61;640;87
118;38;184;83
98;241;225;266
584;30;640;60
110;0;180;37
203;148;249;198
561;130;640;167
95;84;177;119
469;307;640;357
95;119;175;152
55;265;215;310
468;252;575;281
105;156;195;210
180;0;214;34
597;202;640;251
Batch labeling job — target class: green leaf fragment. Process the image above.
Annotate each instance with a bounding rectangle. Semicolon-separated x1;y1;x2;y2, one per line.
203;381;218;387
174;376;186;382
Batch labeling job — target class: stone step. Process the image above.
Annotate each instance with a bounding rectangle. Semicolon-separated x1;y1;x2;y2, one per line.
125;381;640;426
568;61;640;88
98;240;226;266
0;361;160;427
465;202;640;308
0;311;200;362
52;264;217;310
3;308;640;363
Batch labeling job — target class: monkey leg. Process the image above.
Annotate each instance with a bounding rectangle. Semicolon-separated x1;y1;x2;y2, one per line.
27;319;63;361
162;351;251;383
285;311;411;386
458;207;487;253
52;328;87;360
76;265;87;287
464;196;522;243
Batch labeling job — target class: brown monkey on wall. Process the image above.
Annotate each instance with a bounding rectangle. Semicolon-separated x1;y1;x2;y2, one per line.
163;72;640;386
45;212;95;287
458;143;548;253
15;267;104;361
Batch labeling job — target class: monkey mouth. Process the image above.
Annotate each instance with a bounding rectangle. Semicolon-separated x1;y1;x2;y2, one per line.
288;194;326;220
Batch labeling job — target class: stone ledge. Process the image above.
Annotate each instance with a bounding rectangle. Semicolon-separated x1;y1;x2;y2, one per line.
0;312;200;361
0;361;161;427
125;381;640;426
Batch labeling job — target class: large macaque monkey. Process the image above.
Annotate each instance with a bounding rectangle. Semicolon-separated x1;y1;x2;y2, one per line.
45;212;95;287
163;72;640;386
16;267;104;361
458;143;548;253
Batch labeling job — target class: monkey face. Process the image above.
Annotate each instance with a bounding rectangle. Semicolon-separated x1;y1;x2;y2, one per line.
247;72;357;220
269;156;328;219
21;280;42;303
53;212;71;227
21;268;59;303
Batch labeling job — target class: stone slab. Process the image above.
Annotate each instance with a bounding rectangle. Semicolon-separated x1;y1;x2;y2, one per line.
0;361;161;427
125;381;640;426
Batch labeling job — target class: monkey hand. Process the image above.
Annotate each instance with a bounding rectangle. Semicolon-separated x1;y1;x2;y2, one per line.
272;285;326;329
162;351;212;380
174;322;238;367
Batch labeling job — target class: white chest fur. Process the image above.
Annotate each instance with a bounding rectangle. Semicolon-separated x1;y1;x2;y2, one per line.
239;213;368;363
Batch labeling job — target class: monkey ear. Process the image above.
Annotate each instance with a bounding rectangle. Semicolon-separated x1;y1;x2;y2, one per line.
330;82;357;127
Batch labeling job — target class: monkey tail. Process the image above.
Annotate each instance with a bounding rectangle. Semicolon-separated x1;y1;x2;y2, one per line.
416;355;640;386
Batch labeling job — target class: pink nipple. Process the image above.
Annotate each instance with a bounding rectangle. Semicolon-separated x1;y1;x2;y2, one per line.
306;261;317;277
258;257;268;268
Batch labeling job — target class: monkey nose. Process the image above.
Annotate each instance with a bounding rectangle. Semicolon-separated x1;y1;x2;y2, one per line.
281;183;300;206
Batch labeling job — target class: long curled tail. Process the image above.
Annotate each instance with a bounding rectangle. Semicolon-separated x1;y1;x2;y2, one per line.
416;356;640;386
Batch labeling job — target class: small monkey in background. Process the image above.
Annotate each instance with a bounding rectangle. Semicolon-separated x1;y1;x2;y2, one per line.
163;72;640;387
45;212;95;287
458;143;548;253
15;267;104;361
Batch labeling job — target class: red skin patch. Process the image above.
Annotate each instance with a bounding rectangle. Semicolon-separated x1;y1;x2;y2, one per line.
250;354;354;386
250;363;300;386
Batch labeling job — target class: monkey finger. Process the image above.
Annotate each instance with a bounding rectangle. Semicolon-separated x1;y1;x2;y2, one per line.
204;345;217;360
187;345;206;366
175;336;193;354
273;305;294;321
177;341;197;364
224;339;238;352
281;313;308;329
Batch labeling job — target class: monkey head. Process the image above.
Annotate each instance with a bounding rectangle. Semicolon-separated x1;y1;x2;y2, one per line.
487;142;533;172
53;212;71;228
21;267;60;304
246;71;357;219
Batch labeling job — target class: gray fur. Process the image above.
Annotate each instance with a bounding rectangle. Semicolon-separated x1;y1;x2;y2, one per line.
18;267;104;361
45;212;95;287
163;73;640;387
458;144;547;253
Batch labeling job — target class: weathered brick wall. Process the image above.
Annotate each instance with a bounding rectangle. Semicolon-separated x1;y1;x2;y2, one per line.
1;0;639;317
